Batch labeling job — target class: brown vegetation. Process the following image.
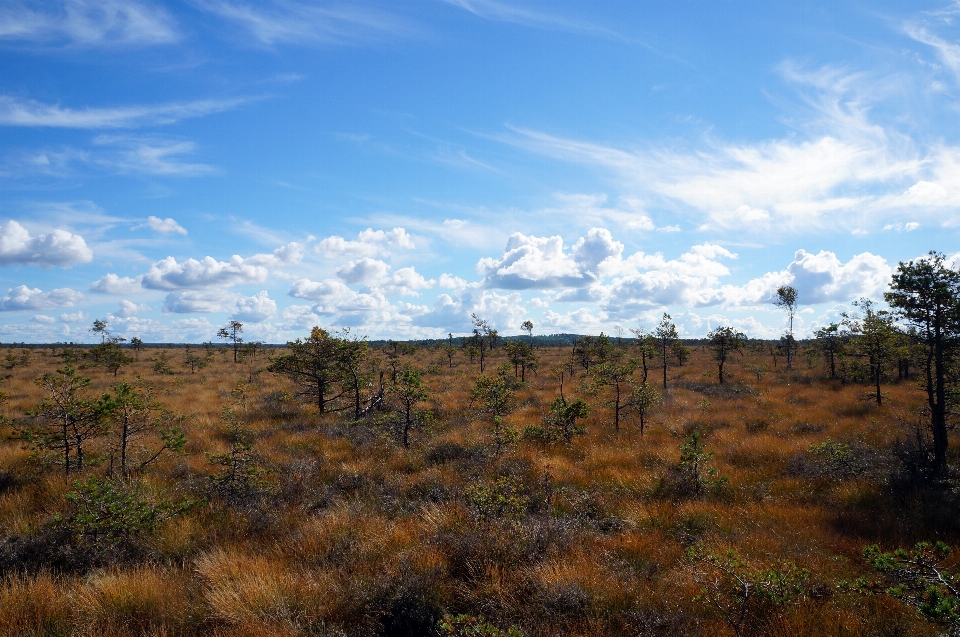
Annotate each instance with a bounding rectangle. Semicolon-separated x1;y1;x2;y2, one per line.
0;336;956;636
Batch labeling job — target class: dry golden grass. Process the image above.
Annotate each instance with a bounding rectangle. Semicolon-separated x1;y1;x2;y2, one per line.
0;341;953;635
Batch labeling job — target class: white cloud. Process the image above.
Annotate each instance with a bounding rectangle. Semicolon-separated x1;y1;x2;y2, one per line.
589;244;739;315
540;307;606;333
441;0;623;40
390;267;435;295
784;249;892;305
141;255;268;290
162;289;237;314
882;221;920;232
336;257;390;285
59;311;88;323
0;285;84;311
497;60;960;233
477;227;622;289
116;299;149;318
0;0;179;47
288;277;389;317
232;290;277;323
626;216;655;231
438;273;467;289
0;96;249;129
414;288;526;331
614;247;890;311
281;304;322;330
90;273;143;294
196;0;416;46
139;215;187;235
244;241;306;266
31;314;55;324
0;220;92;268
269;241;306;264
316;227;414;258
92;135;215;175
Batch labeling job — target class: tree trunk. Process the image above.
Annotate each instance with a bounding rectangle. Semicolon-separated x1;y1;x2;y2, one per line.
121;416;129;477
874;359;882;407
933;331;948;475
62;417;70;478
614;382;620;432
662;347;668;390
353;373;362;419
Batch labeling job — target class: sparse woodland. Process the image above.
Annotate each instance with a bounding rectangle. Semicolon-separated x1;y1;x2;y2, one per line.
4;255;960;636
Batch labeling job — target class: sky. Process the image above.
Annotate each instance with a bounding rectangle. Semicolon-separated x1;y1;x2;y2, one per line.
2;0;960;343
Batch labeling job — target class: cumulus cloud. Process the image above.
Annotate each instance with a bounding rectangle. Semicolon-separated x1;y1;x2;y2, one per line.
142;255;268;290
0;285;84;311
591;244;739;315
162;289;237;314
90;273;143;294
31;314;55;324
605;247;891;314
116;299;149;318
59;311;88;323
626;216;655;231
245;241;306;266
0;220;93;268
784;249;892;305
281;304;322;330
336;257;390;285
414;287;526;331
438;273;467;289
317;227;414;258
138;215;187;235
477;228;622;290
289;277;389;317
390;267;435;296
232;290;277;322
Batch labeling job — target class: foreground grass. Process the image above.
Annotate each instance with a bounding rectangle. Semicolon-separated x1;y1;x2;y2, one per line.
0;342;953;636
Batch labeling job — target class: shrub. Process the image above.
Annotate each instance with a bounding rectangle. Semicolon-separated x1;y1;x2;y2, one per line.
465;476;529;524
688;544;808;637
860;541;960;627
663;430;727;500
437;614;524;637
55;476;193;562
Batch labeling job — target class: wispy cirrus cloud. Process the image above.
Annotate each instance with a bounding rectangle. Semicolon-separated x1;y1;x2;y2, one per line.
195;0;419;46
3;136;216;178
441;0;625;40
93;135;217;175
0;95;251;129
904;3;960;84
0;0;179;47
494;60;959;234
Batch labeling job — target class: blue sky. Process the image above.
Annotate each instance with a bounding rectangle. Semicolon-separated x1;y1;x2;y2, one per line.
1;0;960;343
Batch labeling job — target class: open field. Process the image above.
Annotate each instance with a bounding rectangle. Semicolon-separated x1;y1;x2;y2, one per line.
0;339;955;636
